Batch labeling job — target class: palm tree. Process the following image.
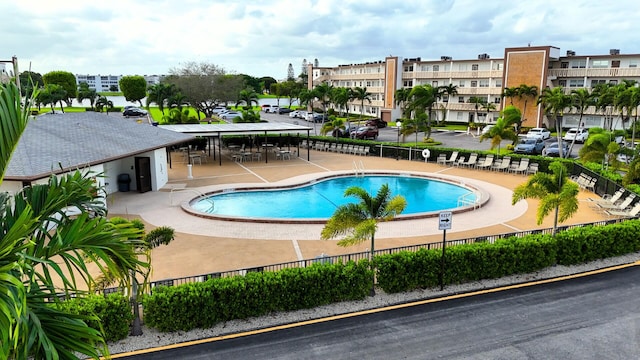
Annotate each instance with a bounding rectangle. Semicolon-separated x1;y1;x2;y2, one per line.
407;84;439;139
578;129;623;170
592;83;616;131
236;88;259;110
331;87;352;117
0;82;147;359
352;87;372;120
146;83;176;115
394;87;412;119
517;84;538;127
479;106;520;154
502;86;518;105
77;82;98;110
321;184;407;296
167;91;189;111
512;161;580;235
537;87;572;158
42;83;67;113
95;96;114;114
321;116;345;140
568;88;595;155
439;83;458;124
468;96;486;125
481;101;497;124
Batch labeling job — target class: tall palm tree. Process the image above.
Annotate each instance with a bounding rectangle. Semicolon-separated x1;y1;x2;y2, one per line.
468;96;486;125
236;88;260;110
352;86;372;120
512;161;580;236
167;91;189;111
394;87;412;119
321;116;345;140
579;129;623;170
481;101;497;123
537;87;572;158
407;84;439;139
0;82;147;359
517;84;538;127
95;96;114;114
568;88;595;156
331;87;351;117
146;83;176;115
321;184;407;296
439;83;458;124
479;106;520;154
77;82;98;110
502;86;518;105
312;82;333;124
592;83;616;131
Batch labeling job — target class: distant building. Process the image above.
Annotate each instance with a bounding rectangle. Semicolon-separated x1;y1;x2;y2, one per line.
308;46;640;129
75;74;164;92
0;62;9;84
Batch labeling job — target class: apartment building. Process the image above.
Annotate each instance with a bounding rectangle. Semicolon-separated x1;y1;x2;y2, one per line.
75;74;164;92
309;46;640;130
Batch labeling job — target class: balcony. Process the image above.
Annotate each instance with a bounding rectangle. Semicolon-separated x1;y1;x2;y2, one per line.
549;67;640;78
455;87;497;96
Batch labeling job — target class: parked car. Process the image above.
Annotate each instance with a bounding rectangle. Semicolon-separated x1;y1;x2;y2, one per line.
298;110;308;119
289;110;301;118
526;127;551;140
264;105;280;113
278;107;293;114
212;107;229;115
332;126;353;138
513;138;545;155
122;107;147;117
221;111;242;120
365;118;387;128
353;126;379;140
313;113;329;123
543;141;570;157
481;124;494;135
563;128;589;143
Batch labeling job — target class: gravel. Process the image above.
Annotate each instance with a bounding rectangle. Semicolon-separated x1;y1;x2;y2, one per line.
108;252;640;355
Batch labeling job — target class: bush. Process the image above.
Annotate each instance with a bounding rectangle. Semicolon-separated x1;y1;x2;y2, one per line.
56;293;133;342
143;261;372;332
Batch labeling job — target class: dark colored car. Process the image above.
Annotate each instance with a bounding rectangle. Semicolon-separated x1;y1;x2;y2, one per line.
332;126;353;138
277;107;293;114
313;114;329;123
353;126;379;140
123;108;147;117
365;118;387;128
543;141;570;157
513;138;545;155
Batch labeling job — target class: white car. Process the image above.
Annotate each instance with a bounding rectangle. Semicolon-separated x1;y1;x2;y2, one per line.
212;107;229;115
221;111;242;120
526;127;551;140
481;125;494;135
563;128;589;143
289;110;300;118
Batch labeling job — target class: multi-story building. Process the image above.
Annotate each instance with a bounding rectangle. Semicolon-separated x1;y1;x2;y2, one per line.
75;74;164;92
309;46;640;130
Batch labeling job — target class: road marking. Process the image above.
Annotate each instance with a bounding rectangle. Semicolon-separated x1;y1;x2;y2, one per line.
292;239;303;260
108;261;639;359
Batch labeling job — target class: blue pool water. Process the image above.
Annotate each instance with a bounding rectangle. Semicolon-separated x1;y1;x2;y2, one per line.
191;175;476;219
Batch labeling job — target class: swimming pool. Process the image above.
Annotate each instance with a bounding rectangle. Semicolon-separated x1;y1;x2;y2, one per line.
187;173;483;223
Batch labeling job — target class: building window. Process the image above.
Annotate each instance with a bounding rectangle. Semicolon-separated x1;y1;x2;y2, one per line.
495;79;502;87
471;64;479;71
433;65;439;72
457;112;464;120
630;60;638;68
458;80;465;87
561;62;569;68
442;95;449;103
569;79;584;87
458;96;464;103
404;65;414;72
494;97;501;104
432;81;438;87
591;79;606;87
571;60;586;69
479;80;489;87
470;81;477;87
592;60;609;68
494;63;503;70
403;80;413;87
458;64;468;71
609;80;618;85
559;80;567;87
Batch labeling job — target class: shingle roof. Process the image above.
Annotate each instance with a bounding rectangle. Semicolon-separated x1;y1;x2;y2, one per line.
5;112;194;181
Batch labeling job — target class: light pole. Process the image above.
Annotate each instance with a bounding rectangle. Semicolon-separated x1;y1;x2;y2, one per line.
396;120;402;160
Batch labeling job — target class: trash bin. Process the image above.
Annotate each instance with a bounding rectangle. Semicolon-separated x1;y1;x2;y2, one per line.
117;173;131;192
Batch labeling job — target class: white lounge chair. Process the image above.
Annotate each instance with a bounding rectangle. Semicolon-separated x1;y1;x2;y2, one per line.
597;194;636;211
443;151;459;165
604;202;640;218
588;188;626;206
492;156;511;172
476;154;494;170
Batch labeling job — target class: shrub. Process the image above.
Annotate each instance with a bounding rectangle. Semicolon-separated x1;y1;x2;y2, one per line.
56;293;133;342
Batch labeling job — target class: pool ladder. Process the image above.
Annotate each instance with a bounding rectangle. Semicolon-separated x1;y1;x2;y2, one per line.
457;192;480;209
353;160;365;177
170;188;215;212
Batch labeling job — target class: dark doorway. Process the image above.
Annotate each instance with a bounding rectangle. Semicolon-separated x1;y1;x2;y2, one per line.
135;157;152;193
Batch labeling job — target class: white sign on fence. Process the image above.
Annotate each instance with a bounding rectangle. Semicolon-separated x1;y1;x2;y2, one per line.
439;211;452;230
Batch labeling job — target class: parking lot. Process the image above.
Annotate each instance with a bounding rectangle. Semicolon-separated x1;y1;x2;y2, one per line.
260;111;583;157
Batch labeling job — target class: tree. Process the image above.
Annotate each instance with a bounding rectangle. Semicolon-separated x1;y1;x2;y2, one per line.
40;83;67;113
312;82;333;124
592;83;616;130
0;81;147;359
502;86;518;105
270;82;283;107
468;96;486;125
18;70;43;97
331;87;352;118
352;86;372;119
119;76;147;106
76;82;99;110
439;83;458;124
321;184;407;296
260;76;277;93
162;107;198;124
95;96;114;114
479;105;520;154
537;87;572;158
568;88;595;156
394;87;412;119
407;84;439;139
512;161;580;235
578;128;623;170
240;74;262;94
236;87;259;109
146;83;176;115
517;84;538;127
287;63;295;81
280;80;303;108
238;109;260;123
167;92;189;111
321;116;345;140
481;101;497;123
42;70;77;107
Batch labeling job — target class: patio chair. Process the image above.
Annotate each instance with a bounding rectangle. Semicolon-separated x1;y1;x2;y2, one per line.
436;153;447;165
459;153;478;167
525;162;539;175
476;154;494;170
588;188;626;206
328;143;337;152
596;193;636;211
512;158;530;174
443;151;459;165
604;202;640;218
491;156;511;172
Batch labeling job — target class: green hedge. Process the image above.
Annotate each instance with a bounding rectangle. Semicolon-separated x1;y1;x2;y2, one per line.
143;261;372;332
555;221;640;265
56;293;133;342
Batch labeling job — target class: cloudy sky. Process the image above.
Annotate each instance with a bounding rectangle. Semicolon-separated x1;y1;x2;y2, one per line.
2;0;639;79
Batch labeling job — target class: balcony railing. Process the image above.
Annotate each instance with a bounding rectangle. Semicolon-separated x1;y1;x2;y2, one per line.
548;67;640;78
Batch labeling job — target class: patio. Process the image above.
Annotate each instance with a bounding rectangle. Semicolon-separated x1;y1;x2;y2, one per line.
107;148;609;281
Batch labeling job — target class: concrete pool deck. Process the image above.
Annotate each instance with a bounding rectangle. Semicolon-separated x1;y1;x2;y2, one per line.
107;149;609;281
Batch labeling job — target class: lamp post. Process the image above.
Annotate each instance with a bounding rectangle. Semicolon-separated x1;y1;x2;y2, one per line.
396;120;402;160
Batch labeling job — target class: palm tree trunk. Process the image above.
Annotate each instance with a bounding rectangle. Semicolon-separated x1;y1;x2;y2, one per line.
552;205;559;236
370;234;375;296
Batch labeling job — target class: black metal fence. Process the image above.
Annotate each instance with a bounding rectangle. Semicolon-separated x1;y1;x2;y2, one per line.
100;218;627;295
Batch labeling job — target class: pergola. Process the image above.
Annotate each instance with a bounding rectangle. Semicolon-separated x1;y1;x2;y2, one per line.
159;123;313;166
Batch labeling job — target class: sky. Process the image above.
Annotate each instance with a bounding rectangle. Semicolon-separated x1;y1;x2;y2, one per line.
2;0;639;80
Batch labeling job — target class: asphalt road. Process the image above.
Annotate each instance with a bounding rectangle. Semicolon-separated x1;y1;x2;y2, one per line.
262;112;583;156
119;264;640;359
